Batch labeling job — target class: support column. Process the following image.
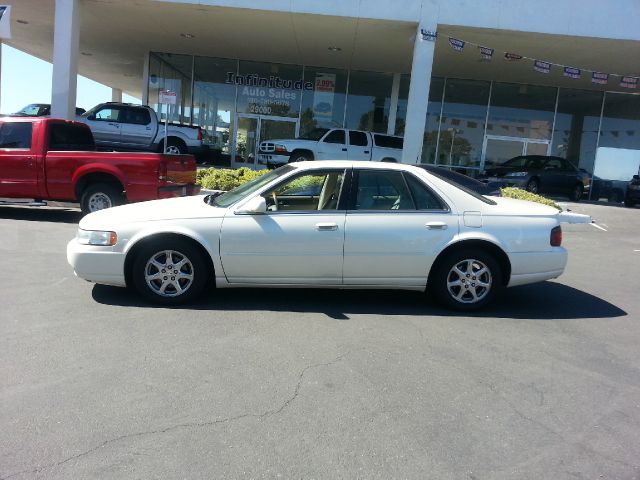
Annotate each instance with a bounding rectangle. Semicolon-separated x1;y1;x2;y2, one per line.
51;0;80;119
401;24;436;164
387;73;401;135
111;88;122;103
142;51;150;105
0;42;3;112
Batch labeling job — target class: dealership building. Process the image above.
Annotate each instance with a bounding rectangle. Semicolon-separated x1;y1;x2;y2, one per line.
3;0;640;194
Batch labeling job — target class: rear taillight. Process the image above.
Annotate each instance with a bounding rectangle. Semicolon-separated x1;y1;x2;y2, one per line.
550;225;562;247
197;129;203;141
158;161;168;181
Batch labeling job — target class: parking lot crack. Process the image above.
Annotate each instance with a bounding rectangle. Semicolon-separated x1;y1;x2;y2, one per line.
0;351;351;480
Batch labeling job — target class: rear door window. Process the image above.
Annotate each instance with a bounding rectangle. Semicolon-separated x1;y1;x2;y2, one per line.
124;108;151;125
349;131;369;147
48;123;96;151
0;122;33;149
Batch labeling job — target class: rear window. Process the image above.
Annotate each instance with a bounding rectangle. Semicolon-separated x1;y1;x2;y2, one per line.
373;134;403;149
0;122;32;149
48;123;96;151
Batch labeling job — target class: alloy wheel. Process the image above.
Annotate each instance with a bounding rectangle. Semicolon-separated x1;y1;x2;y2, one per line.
144;249;194;298
446;258;492;304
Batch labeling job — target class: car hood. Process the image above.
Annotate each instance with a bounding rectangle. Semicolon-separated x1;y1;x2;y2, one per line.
80;195;226;229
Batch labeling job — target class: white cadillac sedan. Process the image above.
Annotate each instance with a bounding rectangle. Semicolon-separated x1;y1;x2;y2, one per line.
67;161;579;311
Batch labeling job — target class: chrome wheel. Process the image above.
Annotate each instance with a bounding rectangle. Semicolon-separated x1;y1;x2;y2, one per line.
87;192;113;212
144;249;194;298
165;144;182;154
446;258;492;304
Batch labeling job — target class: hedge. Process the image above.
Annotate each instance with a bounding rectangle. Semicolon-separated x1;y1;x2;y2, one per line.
500;187;562;211
197;167;269;191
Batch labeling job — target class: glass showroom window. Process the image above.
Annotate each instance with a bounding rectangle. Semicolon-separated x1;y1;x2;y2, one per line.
345;71;394;133
394;74;411;136
299;66;348;136
420;77;444;164
488;82;556;140
236;61;304;119
148;53;193;124
599;93;640;151
551;88;603;173
192;56;238;154
438;78;490;171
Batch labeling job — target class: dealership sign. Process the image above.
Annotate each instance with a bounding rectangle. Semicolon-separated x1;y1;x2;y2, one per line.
0;5;11;39
159;90;177;105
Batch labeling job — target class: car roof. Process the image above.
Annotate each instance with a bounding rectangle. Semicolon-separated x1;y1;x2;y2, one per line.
289;160;424;174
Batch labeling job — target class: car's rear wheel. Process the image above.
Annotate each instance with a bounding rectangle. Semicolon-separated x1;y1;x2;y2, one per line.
80;183;123;215
569;183;583;202
430;250;503;311
132;239;209;305
525;178;540;194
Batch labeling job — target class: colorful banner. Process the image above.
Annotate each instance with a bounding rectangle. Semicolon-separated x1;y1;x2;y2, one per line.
448;37;465;52
620;76;638;89
478;46;494;61
0;5;11;39
533;60;551;74
504;52;523;61
563;67;581;79
313;73;336;120
591;72;609;85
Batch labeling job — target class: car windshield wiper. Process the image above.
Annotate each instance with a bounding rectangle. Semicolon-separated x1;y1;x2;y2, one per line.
204;191;224;206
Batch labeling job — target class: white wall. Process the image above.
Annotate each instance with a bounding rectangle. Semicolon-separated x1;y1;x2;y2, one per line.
155;0;640;41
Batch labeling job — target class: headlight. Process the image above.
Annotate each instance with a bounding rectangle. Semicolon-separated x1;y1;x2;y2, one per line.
274;144;288;153
76;229;118;246
505;171;528;177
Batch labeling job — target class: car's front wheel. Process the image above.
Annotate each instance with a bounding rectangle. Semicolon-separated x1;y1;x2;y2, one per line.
525;178;540;194
132;239;209;305
430;249;503;311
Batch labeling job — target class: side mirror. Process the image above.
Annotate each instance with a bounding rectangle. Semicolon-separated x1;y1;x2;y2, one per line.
235;196;267;215
633;175;640;180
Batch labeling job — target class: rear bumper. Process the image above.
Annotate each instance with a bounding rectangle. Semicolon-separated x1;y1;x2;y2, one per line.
158;184;201;199
507;248;568;287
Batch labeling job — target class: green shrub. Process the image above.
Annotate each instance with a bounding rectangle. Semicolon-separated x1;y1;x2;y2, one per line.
197;167;269;191
500;187;562;211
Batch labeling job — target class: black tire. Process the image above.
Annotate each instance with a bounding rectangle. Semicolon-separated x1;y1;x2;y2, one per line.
132;238;209;305
80;183;123;215
289;151;312;163
163;138;187;155
624;199;635;208
525;178;540;194
569;183;583;202
430;249;503;311
381;157;398;163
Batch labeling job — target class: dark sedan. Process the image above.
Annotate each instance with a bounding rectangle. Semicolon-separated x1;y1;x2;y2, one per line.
482;155;590;201
625;175;640;208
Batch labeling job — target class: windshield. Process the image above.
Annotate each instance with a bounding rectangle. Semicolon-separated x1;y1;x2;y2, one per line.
211;165;295;208
298;128;329;141
422;167;496;205
16;104;48;116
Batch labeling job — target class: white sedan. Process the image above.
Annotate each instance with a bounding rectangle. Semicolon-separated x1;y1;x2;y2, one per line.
67;161;584;311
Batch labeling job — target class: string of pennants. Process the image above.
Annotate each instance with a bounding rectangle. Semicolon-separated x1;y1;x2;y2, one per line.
446;36;639;90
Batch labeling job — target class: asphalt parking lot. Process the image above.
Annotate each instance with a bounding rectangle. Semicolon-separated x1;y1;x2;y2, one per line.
1;201;639;480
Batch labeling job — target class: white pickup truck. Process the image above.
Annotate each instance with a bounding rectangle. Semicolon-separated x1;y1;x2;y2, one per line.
257;128;404;167
79;103;209;156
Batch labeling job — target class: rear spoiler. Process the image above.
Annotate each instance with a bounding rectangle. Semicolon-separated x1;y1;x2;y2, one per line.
557;211;592;224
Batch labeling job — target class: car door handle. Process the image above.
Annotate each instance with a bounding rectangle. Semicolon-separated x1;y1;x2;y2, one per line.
315;223;338;231
108;122;120;127
425;222;447;230
363;150;369;154
341;148;347;151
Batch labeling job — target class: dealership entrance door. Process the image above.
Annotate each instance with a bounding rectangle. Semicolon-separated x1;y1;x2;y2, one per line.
233;114;298;169
481;135;550;171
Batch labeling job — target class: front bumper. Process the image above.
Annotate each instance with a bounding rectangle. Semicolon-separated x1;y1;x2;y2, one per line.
257;153;289;167
67;240;127;287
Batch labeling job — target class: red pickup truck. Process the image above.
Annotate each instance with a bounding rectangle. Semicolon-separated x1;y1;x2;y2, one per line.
0;117;199;214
